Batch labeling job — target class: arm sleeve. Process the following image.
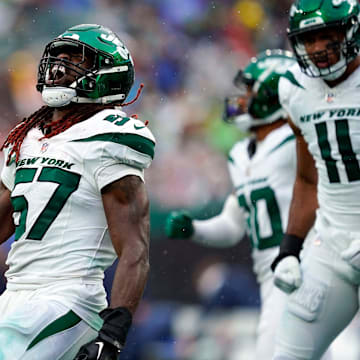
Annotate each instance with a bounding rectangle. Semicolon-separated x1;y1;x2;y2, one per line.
191;194;246;248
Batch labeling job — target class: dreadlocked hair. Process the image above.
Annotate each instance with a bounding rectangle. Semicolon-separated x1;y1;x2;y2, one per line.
1;106;54;165
1;83;145;166
1;104;118;165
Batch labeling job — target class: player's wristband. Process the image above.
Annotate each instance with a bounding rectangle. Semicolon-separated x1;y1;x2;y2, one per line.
271;234;304;272
98;306;133;350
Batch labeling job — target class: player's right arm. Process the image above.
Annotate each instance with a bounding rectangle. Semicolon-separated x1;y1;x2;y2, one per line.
0;181;15;244
165;193;246;247
286;118;318;237
271;117;318;293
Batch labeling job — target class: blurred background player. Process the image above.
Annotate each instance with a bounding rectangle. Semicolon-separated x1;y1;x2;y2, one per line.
0;24;155;359
166;50;298;360
271;0;360;358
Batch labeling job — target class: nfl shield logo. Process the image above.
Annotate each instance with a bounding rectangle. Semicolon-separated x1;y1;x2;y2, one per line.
325;93;335;103
40;142;49;153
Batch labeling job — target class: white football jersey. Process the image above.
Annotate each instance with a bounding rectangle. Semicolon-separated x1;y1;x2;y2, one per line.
0;108;155;328
228;124;296;282
279;63;360;231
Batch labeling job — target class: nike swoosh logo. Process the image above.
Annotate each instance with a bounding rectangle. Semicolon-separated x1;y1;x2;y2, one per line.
134;124;146;130
95;342;104;360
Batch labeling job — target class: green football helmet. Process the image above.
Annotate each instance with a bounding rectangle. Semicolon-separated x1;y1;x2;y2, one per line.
37;24;134;107
223;49;296;132
288;0;360;80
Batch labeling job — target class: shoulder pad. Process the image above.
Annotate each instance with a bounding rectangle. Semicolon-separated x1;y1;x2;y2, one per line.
228;139;248;164
67;109;156;160
76;109;155;140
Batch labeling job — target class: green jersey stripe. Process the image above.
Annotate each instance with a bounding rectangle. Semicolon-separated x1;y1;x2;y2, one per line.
27;310;81;351
72;133;155;159
282;71;305;89
269;134;295;154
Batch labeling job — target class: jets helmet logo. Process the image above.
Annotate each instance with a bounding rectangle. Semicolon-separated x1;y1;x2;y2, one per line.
332;0;357;7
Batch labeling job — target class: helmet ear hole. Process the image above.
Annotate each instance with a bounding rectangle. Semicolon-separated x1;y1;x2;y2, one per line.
88;81;96;89
102;57;113;67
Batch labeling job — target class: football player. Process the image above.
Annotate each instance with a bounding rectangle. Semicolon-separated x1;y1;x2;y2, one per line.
165;50;298;359
271;0;360;359
0;24;155;359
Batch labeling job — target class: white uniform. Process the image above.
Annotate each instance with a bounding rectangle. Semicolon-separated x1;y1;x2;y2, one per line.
193;123;297;359
229;124;296;359
274;63;360;359
228;124;296;282
0;109;155;359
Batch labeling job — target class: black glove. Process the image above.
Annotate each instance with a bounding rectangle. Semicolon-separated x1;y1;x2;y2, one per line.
74;341;118;360
270;233;304;272
74;307;132;360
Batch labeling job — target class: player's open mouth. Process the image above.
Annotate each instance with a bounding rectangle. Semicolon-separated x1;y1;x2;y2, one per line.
47;64;66;83
315;61;329;69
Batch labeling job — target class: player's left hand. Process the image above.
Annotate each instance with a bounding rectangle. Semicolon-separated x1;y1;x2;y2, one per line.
341;240;360;271
165;211;194;239
74;339;121;360
273;255;302;294
74;307;132;360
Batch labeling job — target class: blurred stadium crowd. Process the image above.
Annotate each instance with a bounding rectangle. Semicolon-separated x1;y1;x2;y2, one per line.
0;0;292;209
4;1;359;359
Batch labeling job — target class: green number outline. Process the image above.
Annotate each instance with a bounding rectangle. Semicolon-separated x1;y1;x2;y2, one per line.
11;168;37;240
11;167;81;241
238;186;283;250
104;114;131;126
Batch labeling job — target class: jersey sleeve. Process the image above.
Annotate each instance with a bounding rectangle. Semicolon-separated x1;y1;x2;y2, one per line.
1;147;16;190
275;131;297;177
192;194;246;247
279;65;305;128
96;162;145;190
227;141;245;183
278;75;292;119
80;125;156;191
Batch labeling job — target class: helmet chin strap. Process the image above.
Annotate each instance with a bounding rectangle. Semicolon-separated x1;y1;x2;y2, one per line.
71;94;126;104
42;87;77;107
321;61;347;81
233;108;287;132
305;54;348;81
233;114;253;133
